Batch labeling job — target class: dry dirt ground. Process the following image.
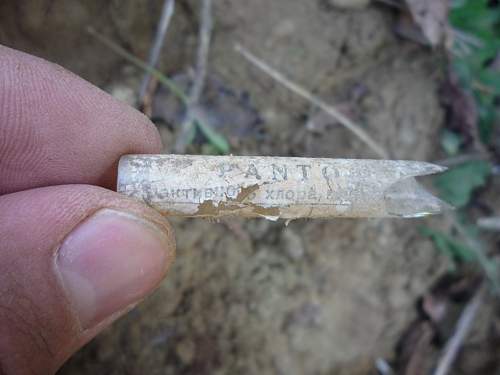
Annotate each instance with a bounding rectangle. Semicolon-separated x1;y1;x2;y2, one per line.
0;1;458;374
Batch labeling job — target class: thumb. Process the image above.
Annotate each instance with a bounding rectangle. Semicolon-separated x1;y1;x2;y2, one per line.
0;185;175;374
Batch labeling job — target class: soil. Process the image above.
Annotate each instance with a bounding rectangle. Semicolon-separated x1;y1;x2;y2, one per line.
0;1;460;374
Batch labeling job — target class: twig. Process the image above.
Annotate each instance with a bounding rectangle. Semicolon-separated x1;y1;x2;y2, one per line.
88;23;228;154
433;284;486;375
142;78;159;117
189;0;212;103
452;28;485;49
477;217;500;231
138;0;175;104
434;153;486;167
87;26;188;103
447;212;500;293
404;322;436;375
472;80;496;96
175;0;213;153
375;358;395;375
234;44;389;159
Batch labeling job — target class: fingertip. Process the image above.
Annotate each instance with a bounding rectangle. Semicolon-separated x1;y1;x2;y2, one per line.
127;109;163;153
0;45;163;194
0;185;175;373
56;208;174;330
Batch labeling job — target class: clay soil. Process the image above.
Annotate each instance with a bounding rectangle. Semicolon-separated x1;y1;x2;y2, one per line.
0;1;486;374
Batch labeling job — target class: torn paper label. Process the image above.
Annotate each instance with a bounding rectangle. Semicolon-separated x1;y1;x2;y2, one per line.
117;154;450;219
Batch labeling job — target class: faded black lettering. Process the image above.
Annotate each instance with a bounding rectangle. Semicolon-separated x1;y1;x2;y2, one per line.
266;190;275;199
272;164;288;181
245;163;261;179
218;163;235;177
296;164;312;181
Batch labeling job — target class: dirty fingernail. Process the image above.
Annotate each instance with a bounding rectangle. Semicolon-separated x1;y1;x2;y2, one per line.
56;209;172;329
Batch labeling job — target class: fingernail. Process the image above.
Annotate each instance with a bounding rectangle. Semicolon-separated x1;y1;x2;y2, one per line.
56;209;172;329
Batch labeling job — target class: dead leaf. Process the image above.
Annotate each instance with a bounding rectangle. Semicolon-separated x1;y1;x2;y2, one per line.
422;293;448;324
395;321;437;375
395;12;433;46
440;72;478;145
151;73;262;139
405;0;449;46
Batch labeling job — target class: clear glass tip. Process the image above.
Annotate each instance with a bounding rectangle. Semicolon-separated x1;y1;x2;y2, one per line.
384;177;453;218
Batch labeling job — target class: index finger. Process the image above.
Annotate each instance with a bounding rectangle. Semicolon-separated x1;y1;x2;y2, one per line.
0;45;161;195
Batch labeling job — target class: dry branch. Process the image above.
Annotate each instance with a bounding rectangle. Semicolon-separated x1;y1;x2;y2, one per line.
139;0;175;103
234;44;389;159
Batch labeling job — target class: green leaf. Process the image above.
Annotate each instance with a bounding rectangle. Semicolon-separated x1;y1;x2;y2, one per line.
450;0;500;39
478;98;496;143
201;143;219;155
184;121;197;146
452;59;473;89
420;227;476;263
478;69;500;96
434;161;491;207
441;130;463;156
195;120;230;154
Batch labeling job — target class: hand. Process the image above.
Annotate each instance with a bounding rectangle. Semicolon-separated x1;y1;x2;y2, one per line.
0;45;175;374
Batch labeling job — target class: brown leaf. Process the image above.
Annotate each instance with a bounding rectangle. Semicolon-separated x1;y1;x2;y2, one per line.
440;72;478;145
151;74;262;139
396;321;437;375
422;293;448;324
405;0;449;46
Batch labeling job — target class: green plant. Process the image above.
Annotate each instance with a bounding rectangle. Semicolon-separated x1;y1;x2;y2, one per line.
450;0;500;141
87;27;230;154
434;160;491;207
424;0;500;289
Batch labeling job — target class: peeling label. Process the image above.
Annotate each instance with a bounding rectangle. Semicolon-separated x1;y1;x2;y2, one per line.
117;154;448;219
